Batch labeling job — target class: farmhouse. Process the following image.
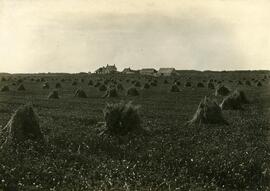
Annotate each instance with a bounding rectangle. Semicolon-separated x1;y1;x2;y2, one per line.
122;68;138;74
139;68;157;76
95;64;117;74
157;68;177;76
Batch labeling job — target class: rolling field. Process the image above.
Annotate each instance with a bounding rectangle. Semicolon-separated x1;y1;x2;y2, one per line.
0;71;269;190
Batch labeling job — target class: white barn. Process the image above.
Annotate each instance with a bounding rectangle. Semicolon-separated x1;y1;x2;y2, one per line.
157;68;177;76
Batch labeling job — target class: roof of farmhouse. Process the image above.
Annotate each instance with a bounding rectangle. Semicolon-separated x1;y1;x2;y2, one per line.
158;68;176;73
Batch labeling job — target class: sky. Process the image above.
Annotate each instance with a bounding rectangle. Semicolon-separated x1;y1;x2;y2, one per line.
0;0;270;73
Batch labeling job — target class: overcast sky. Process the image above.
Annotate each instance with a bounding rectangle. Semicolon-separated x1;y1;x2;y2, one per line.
0;0;270;73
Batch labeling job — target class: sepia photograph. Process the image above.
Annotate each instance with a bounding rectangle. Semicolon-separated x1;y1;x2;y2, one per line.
0;0;270;190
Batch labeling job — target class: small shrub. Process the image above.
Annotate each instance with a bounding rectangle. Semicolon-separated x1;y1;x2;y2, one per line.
245;80;251;86
233;90;249;104
74;89;87;98
150;81;157;86
207;82;215;89
134;81;141;87
215;85;230;96
94;82;101;87
117;83;124;91
88;80;93;86
174;81;181;86
185;82;192;87
197;82;204;88
103;87;118;98
99;84;107;91
237;81;243;85
127;87;139;96
143;83;150;89
104;79;110;85
17;79;23;84
170;84;180;92
72;81;78;86
42;82;50;89
17;84;25;91
220;90;249;110
103;101;141;135
1;85;9;92
188;97;228;125
220;94;243;110
55;83;62;88
257;81;262;87
2;104;44;146
48;90;59;99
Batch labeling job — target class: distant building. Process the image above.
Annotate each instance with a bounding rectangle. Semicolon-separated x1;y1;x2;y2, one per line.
95;64;117;74
122;67;138;74
157;68;177;76
139;68;157;76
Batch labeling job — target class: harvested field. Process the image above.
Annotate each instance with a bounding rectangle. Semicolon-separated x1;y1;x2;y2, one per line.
0;71;269;190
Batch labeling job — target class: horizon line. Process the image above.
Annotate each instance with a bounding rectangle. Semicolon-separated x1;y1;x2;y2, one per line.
1;69;270;75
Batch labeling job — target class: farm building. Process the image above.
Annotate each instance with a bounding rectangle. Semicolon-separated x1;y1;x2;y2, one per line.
122;68;138;74
139;68;157;76
95;64;117;74
157;68;177;76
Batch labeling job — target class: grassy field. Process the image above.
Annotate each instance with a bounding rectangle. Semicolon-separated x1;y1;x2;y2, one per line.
0;71;269;190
